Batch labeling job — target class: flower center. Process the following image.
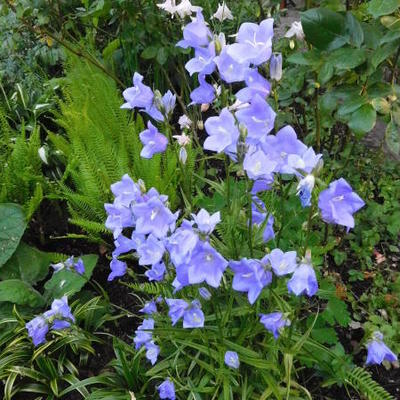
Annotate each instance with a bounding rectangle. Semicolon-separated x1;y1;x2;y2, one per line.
333;195;344;202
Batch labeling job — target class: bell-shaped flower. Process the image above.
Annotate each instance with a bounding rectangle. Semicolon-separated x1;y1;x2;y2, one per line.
243;148;276;181
224;351;240;368
318;178;365;230
187;241;228;287
285;21;305;40
212;2;233;22
175;0;202;18
108;258;127;281
190;74;215;105
26;316;49;346
139;121;168;159
157;0;176;15
191;209;221;234
204;108;239;154
111;174;142;207
235;68;271;103
227;19;274;66
134;318;154;349
185;43;216;76
296;174;315;208
236;95;276;144
121;72;154;110
132;195;177;239
145;261;166;282
230;258;272;304
145;341;160;365
270;53;282;81
166;298;189;325
214;46;249;83
287;261;318;297
158;379;176;400
177;10;212;49
267;248;297;276
166;221;198;267
137;234;165;266
366;331;398;365
140;300;158;315
105;202;135;238
183;300;205;328
260;312;291;339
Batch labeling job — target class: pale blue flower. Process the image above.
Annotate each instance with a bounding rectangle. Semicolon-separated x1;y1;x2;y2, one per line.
140;121;168;159
224;351;240;369
260;312;290;339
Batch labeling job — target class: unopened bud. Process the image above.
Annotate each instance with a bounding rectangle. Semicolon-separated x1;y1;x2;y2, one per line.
270;53;282;81
201;103;210;112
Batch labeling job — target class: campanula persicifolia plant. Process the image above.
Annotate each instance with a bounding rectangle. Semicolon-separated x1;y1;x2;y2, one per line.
104;5;397;399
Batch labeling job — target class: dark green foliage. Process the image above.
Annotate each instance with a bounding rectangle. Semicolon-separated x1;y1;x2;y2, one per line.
50;58;181;239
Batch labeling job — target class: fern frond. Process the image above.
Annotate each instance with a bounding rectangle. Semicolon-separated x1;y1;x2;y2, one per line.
346;367;394;400
126;281;168;297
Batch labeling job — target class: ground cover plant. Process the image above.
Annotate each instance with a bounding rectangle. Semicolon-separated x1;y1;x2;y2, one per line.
0;0;399;399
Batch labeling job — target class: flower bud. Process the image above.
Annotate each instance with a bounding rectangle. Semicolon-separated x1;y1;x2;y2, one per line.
201;103;210;112
197;120;204;130
179;147;188;164
270;53;282;81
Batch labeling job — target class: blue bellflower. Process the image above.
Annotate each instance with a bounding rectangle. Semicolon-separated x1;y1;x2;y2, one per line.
230;258;272;304
137;234;165;266
158;379;176;400
140;300;158;315
134;318;154;350
287;262;318;297
191;209;221;235
266;248;297;276
145;341;160;365
26;316;49;346
224;351;240;369
214;47;250;83
110;174;142;207
204;108;239;154
121;72;154;110
366;331;398;365
139;121;168;159
186;241;228;288
318;178;365;230
190;74;215;105
108;258;127;281
236;95;276;144
145;261;166;282
243;148;276;181
236;68;271;103
227;19;274;66
260;312;291;339
177;10;212;49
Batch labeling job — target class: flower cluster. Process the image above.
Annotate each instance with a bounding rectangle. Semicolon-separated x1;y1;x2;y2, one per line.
26;297;74;346
108;8;380;399
51;256;85;275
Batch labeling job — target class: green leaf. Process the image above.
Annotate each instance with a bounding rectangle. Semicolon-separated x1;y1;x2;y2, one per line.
301;8;349;51
0;280;44;307
0;242;53;284
324;298;351;327
367;0;400;18
318;62;334;84
311;328;338;345
286;51;320;66
141;46;158;60
328;48;366;69
348;104;377;135
337;95;367;117
380;30;400;44
380;16;400;31
156;47;168;65
345;12;364;47
44;255;98;300
0;204;27;267
371;40;400;68
385;120;400;154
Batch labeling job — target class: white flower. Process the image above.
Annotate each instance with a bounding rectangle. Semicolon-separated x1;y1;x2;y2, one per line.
178;114;192;130
173;132;191;147
228;99;249;111
157;0;176;15
284;21;304;40
179;147;188;164
212;2;233;22
175;0;201;18
38;146;48;164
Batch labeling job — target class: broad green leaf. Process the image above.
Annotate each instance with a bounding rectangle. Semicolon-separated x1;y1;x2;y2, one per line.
367;82;393;98
385;120;400;154
141;46;158;60
102;38;120;61
328;48;366;69
371;98;391;114
371;40;400;68
381;30;400;44
156;47;168;65
44;255;98;301
0;280;44;307
367;0;400;18
318;62;334;84
301;8;349;51
0;204;27;267
348;104;377;135
286;51;320;66
0;242;54;284
381;16;400;31
337;95;367;117
345;12;364;47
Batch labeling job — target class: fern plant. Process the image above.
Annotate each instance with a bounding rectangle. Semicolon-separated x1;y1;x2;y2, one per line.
0;108;45;219
49;57;191;240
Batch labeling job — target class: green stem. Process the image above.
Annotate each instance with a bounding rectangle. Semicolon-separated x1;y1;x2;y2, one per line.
314;86;321;152
303;204;314;255
247;179;254;258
